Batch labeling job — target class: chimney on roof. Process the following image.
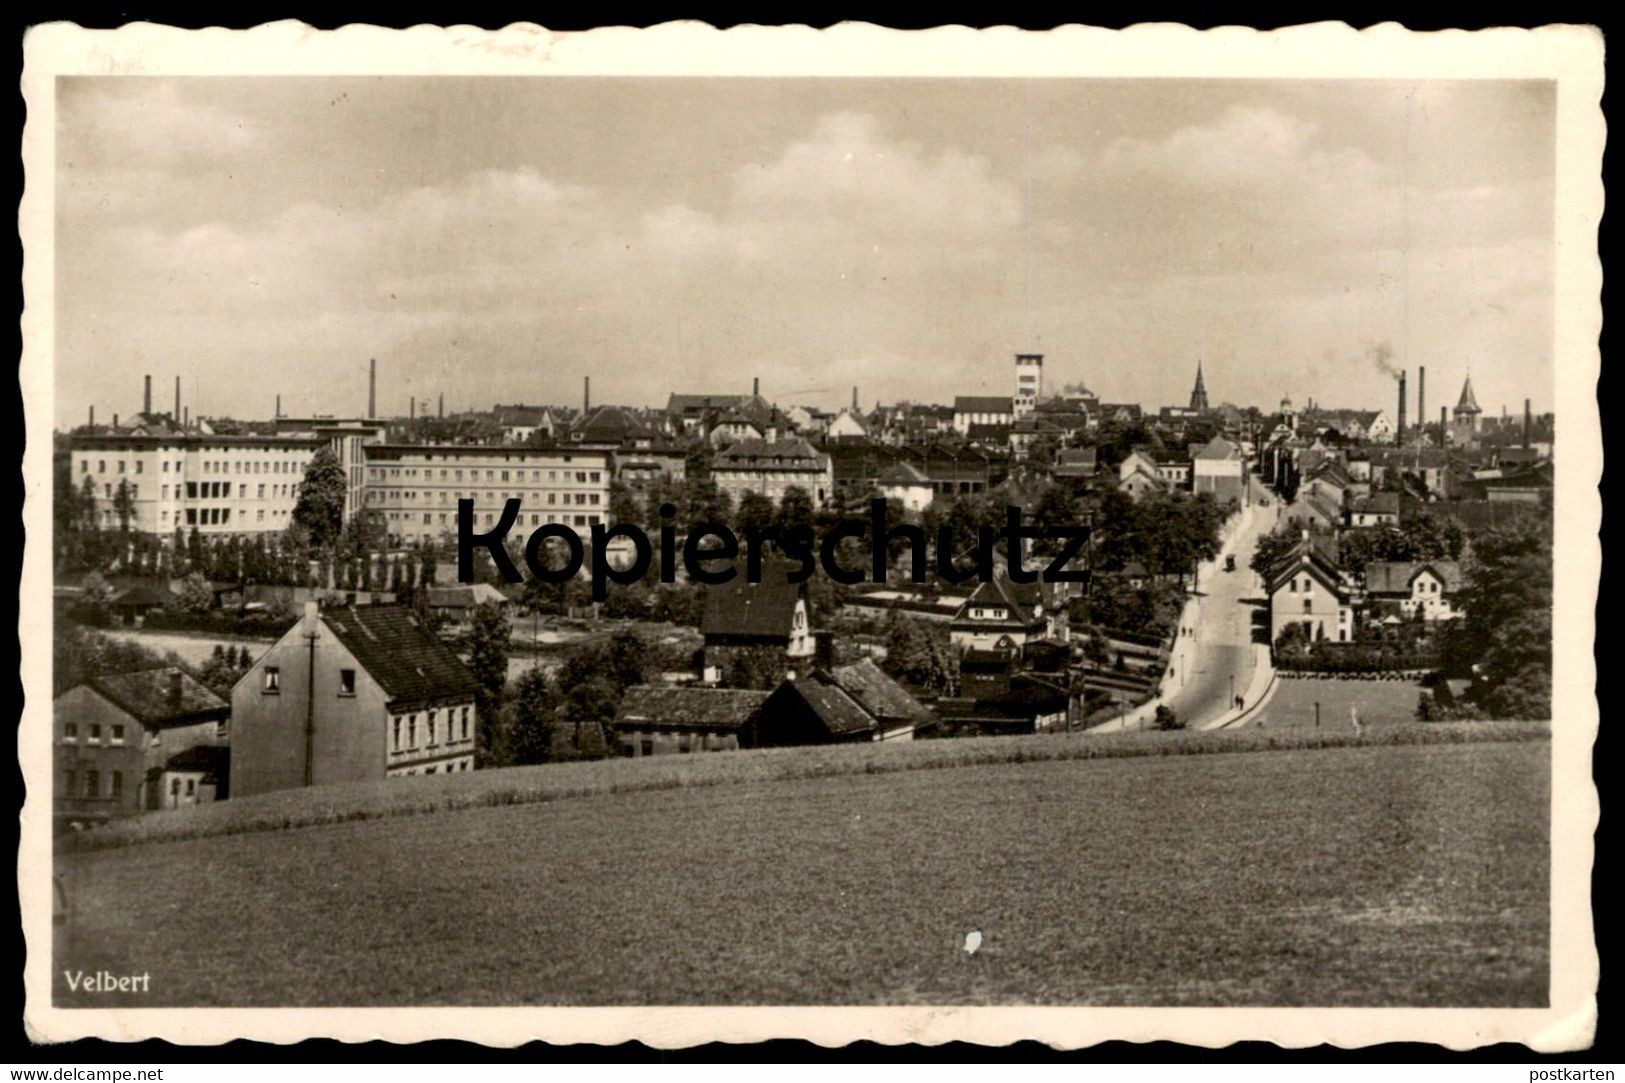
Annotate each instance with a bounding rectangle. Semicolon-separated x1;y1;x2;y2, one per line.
753;376;760;397
852;386;859;412
144;375;152;416
113;412;119;428
1416;366;1426;447
174;375;181;424
814;630;835;673
584;376;591;414
368;358;377;419
169;668;183;709
1524;398;1532;449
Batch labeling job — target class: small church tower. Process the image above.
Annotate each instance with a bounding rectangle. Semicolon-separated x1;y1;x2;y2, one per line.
1452;373;1483;442
1188;361;1210;412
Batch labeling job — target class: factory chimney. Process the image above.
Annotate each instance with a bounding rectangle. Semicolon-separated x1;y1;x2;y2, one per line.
753;376;760;398
88;405;94;428
438;393;444;419
368;359;377;419
1416;367;1426;447
276;394;282;419
852;386;859;412
182;407;189;430
410;397;416;422
583;376;591;414
1440;406;1447;448
1396;371;1407;445
143;375;152;417
174;376;181;425
1524;399;1532;449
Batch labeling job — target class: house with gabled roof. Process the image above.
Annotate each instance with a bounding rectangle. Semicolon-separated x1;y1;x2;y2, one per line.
1363;560;1464;622
953;395;1015;435
699;569;815;683
742;657;933;747
610;685;769;757
1192;435;1245;504
1349;491;1402;528
1266;533;1356;644
53;666;231;826
231;603;482;796
948;576;1053;653
711;436;833;506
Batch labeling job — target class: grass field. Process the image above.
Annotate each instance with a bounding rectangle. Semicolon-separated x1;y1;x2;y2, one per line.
54;739;1549;1008
1253;675;1429;730
69;719;1546;852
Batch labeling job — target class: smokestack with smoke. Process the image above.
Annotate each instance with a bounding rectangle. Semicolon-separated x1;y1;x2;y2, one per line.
1397;371;1407;445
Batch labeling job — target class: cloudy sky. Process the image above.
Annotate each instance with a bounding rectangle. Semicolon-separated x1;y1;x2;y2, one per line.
55;77;1554;428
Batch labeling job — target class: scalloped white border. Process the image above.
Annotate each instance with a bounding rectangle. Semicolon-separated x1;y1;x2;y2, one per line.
18;20;1603;1051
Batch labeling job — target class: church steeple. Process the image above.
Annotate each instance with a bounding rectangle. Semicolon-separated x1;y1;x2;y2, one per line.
1188;361;1210;412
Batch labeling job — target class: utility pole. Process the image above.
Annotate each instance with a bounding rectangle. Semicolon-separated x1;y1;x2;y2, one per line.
303;620;319;787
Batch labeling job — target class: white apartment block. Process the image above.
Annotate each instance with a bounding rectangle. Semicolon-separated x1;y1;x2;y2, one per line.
361;443;616;548
1013;353;1043;417
71;435;324;537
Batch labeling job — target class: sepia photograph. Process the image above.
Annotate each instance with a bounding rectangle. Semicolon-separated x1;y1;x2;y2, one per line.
18;21;1601;1050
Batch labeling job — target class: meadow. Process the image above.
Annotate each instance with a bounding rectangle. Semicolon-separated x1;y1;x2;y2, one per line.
54;737;1549;1008
1252;675;1430;730
70;719;1546;852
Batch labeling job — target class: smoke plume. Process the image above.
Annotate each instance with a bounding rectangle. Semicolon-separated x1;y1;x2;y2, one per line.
1368;342;1401;379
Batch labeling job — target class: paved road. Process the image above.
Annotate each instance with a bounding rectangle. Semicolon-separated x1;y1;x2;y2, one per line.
1163;476;1280;729
1096;476;1280;734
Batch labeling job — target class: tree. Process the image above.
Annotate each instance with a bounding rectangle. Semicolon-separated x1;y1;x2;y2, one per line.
338;507;388;558
777;486;816;537
1250;525;1301;580
53;625;175;697
291;446;349;551
1446;517;1552;719
736;491;777;537
881;610;956;693
176;571;215;614
466;601;512;761
493;666;561;766
719;645;786;690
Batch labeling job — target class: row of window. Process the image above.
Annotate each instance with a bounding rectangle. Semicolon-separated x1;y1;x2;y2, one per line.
61;722;125;745
81;455;308;476
391;707;473;753
370;467;602;483
368;490;601;507
396;758;472;776
63;768;125;799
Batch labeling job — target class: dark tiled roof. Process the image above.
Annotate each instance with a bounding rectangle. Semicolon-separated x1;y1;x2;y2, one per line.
954;396;1014;414
827;658;932;724
614;685;768;729
1365;561;1464;594
87;667;229;728
321;605;481;708
790;673;877;736
163;744;229;776
700;572;803;639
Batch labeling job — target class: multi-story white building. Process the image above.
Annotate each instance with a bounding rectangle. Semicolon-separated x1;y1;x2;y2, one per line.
70;424;385;538
361;443;616;548
71;433;325;537
710;437;833;506
1013;353;1043;417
